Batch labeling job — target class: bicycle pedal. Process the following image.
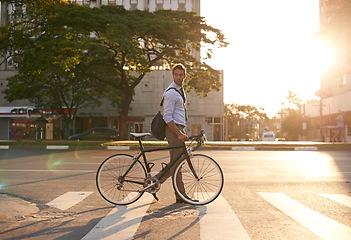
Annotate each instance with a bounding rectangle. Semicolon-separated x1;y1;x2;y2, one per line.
152;193;159;201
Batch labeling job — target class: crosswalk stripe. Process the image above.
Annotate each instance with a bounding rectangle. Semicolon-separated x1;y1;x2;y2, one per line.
258;192;351;240
198;194;251;240
320;194;351;208
82;193;154;240
46;192;93;210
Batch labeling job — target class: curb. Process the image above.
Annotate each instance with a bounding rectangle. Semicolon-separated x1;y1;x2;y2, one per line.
0;142;350;151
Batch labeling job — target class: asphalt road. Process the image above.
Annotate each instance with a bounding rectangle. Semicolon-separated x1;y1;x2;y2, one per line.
0;148;350;239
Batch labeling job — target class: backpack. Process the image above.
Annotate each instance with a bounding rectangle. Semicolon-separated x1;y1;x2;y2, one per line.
151;88;185;140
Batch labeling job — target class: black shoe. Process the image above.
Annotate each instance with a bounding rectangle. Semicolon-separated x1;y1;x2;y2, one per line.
176;198;185;204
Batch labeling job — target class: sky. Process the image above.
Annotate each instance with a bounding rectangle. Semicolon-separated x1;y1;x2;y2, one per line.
201;0;331;117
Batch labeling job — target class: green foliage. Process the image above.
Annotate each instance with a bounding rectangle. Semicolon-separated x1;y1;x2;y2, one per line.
1;2;228;139
226;104;267;121
281;110;303;140
284;90;302;110
225;104;268;139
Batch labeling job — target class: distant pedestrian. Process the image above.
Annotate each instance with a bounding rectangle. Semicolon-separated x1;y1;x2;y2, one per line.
332;113;346;143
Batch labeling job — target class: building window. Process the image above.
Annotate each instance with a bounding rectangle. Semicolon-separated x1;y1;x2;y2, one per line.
191;124;201;136
6;55;17;70
156;0;163;10
343;73;351;85
130;0;138;10
214;117;221;123
178;0;185;10
101;0;118;5
206;117;222;124
72;0;91;5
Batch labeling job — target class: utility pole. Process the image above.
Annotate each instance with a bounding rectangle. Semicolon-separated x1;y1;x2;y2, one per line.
319;97;325;142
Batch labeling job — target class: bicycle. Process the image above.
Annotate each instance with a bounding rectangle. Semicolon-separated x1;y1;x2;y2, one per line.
96;130;224;205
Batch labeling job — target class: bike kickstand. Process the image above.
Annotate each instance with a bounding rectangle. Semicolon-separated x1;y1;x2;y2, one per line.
152;193;159;201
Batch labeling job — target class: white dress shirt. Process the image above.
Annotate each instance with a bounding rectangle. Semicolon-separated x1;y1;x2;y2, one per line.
162;81;186;126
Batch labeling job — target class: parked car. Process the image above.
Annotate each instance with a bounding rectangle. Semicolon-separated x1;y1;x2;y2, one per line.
68;127;119;141
262;131;275;141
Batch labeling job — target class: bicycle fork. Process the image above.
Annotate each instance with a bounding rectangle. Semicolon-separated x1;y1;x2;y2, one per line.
185;149;201;181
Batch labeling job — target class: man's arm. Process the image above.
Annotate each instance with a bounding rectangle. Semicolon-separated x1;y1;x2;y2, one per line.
167;120;189;142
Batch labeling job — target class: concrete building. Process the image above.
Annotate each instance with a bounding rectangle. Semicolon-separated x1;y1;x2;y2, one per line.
76;69;224;141
0;0;225;141
304;0;350;142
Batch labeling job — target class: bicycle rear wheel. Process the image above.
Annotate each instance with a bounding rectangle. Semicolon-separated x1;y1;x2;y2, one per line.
96;154;146;205
173;154;224;205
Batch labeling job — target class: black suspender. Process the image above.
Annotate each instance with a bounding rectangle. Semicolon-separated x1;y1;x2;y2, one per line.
160;87;187;120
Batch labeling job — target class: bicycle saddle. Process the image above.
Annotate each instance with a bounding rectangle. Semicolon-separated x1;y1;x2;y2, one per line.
130;133;152;138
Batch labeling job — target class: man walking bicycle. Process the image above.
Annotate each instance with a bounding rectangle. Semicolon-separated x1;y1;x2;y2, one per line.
161;63;189;203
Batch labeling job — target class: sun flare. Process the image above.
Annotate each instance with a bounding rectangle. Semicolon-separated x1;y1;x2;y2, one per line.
202;0;323;116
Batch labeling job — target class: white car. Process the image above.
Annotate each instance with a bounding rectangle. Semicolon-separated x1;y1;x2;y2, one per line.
262;131;275;141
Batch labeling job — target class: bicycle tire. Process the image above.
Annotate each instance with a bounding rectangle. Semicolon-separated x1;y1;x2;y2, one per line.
172;154;224;205
13;130;24;141
96;154;146;205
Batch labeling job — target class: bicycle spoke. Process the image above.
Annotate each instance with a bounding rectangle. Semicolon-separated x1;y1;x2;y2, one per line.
173;154;223;205
96;154;146;205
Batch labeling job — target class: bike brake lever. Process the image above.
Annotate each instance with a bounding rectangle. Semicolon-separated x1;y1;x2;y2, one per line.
203;133;208;142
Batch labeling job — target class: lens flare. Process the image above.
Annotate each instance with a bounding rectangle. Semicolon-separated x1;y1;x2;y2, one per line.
74;148;83;161
47;154;64;172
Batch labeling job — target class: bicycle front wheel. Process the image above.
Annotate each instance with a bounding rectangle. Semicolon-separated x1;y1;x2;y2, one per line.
96;154;146;205
173;154;224;205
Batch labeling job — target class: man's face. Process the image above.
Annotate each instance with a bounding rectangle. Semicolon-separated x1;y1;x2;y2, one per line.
172;69;186;86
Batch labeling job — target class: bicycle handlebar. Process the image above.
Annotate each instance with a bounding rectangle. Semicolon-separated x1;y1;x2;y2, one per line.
188;130;206;151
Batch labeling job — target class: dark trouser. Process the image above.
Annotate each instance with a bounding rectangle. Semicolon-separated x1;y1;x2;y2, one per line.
162;125;186;200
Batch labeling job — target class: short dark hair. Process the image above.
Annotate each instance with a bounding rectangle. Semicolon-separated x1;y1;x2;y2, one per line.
172;63;186;75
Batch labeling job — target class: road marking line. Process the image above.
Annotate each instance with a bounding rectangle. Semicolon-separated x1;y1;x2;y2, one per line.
197;194;251;240
63;162;100;165
231;147;256;151
82;193;153;240
294;147;318;151
46;145;69;150
1;169;94;172
0;145;9;149
320;194;351;208
258;192;351;240
107;146;130;150
46;192;93;210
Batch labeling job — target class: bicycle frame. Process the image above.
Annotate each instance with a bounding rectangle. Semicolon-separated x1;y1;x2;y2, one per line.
96;129;224;205
121;137;199;188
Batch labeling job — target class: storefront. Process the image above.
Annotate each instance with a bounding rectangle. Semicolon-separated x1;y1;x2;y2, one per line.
0;107;63;141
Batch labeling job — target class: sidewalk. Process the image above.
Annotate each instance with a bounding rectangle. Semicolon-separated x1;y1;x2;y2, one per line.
1;140;351;151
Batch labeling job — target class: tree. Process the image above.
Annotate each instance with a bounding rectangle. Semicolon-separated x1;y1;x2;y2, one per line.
1;1;228;139
285;90;302;111
281;111;303;140
58;5;228;139
225;104;268;140
280;91;303;140
1;0;104;138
